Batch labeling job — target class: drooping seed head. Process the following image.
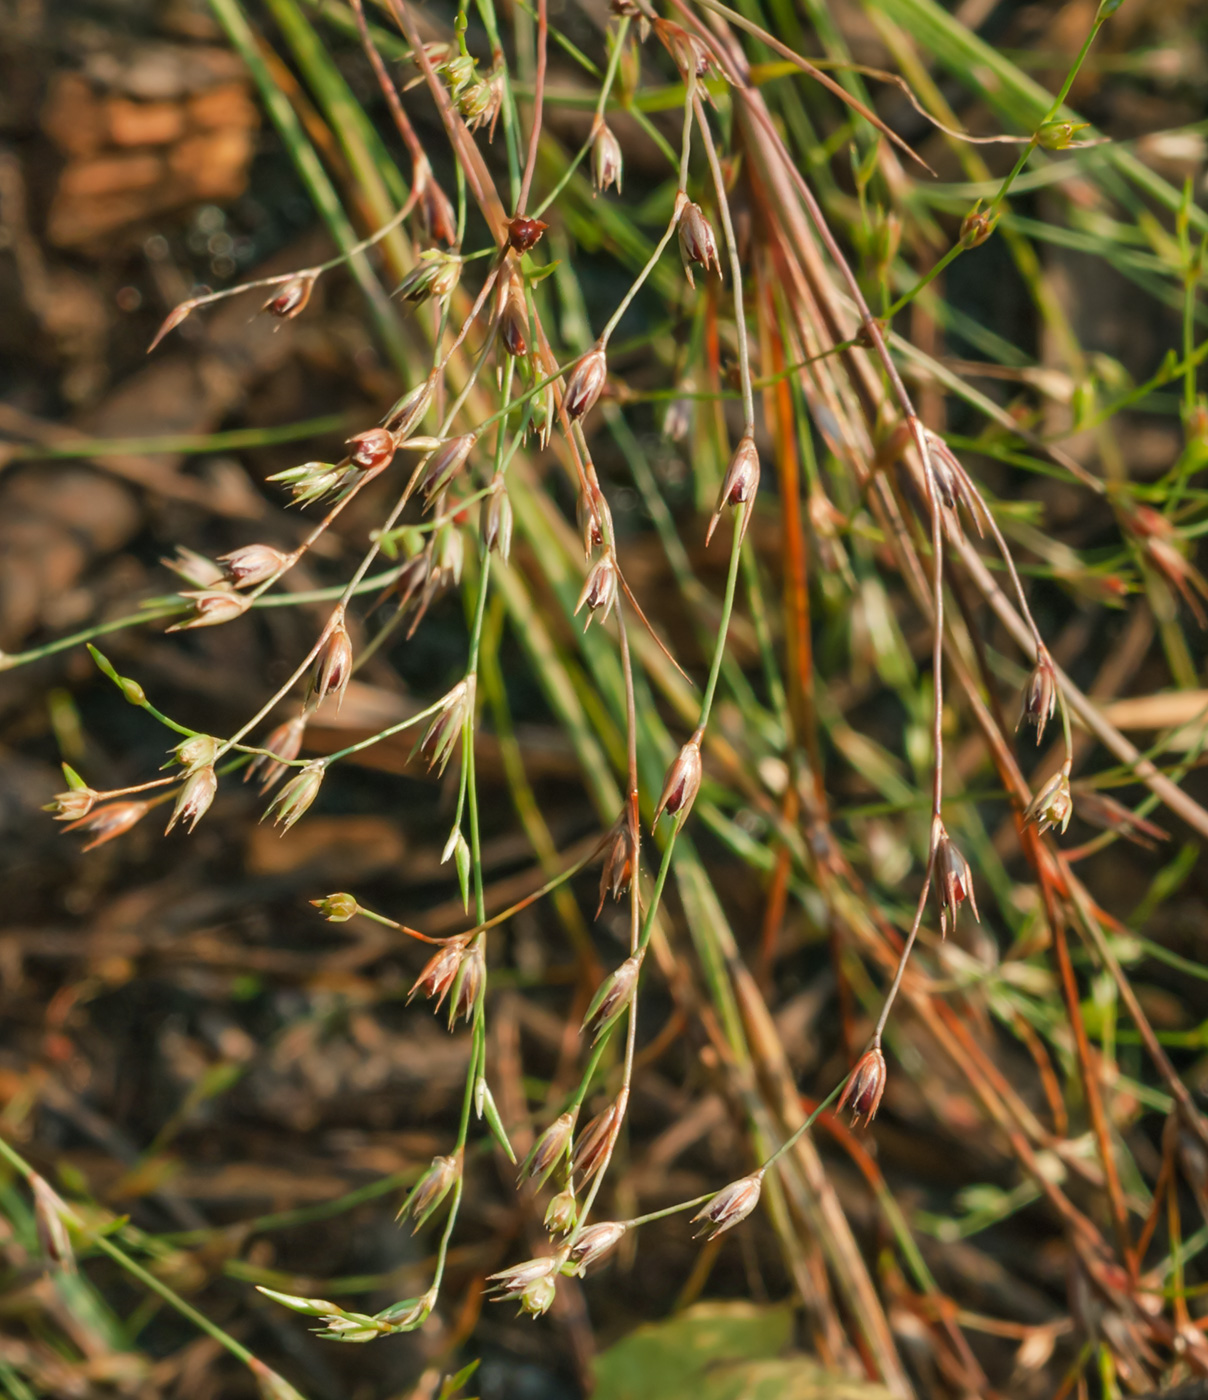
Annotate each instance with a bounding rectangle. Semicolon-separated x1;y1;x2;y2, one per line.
417;433;475;503
507;215;548;253
567;1221;626;1271
706;435;760;546
1019;648;1058;746
398;1152;461;1232
837;1046;887;1126
581;953;642;1042
564;347;608;421
62;800;151;851
691;1170;764;1240
262;761;325;833
165;765;217;834
313;622;353;710
311;892;359;922
482;479;514;562
263;273;316;320
678;201;721;289
408;939;466;1012
1024;768;1073;837
521;1110;577;1187
934;828;978;937
246;715;307;793
167;589;252;632
652;738;703;825
347;428;397;474
591;123;623;194
573;1098;623;1185
544;1189;577;1235
597;810;636;915
574;556;619;628
218;543;287;588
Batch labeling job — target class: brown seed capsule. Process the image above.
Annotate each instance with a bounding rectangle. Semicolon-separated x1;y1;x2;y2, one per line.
591;123;623;195
655;19;720;81
959;205;996;249
1024;768;1073;836
167;589;252;632
934;828;978;937
262;761;325;832
314;622;353;710
521;1110;578;1186
263;274;316;320
581;953;642;1042
678;201;721;289
567;1221;626;1270
165;764;217;834
574;556;619;628
347;428;397;473
597;811;635;915
498;277;529;358
398;1153;461;1231
246;715;307;793
408;940;466;1012
573;1098;624;1185
837;1047;887;1126
507;215;549;253
1019;648;1058;745
417;434;475;502
564;346;608;421
652;738;702;825
706;435;760;546
691;1170;764;1240
218;543;287;588
62;800;151;851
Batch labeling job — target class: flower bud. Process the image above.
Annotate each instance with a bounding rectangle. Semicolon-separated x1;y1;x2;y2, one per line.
678;201;721;288
706;435;759;546
567;1220;626;1270
573;1098;623;1185
313;622;353;710
574;556;619;628
544;1189;577;1234
347;428;397;473
166;764;217;834
507;215;548;252
1036;120;1089;151
311;892;359;922
934;828;978;937
521;1110;577;1186
652;738;702;825
417;433;475;502
262;761;325;832
408;940;466;1012
398;1152;460;1231
1019;648;1058;745
263;274;316;320
1024;768;1073;836
581;953;641;1042
596;810;635;915
482;479;514;562
837;1047;887;1125
691;1170;763;1239
564;346;607;420
62;800;150;851
246;715;306;792
219;543;287;588
591;123;623;194
167;589;252;632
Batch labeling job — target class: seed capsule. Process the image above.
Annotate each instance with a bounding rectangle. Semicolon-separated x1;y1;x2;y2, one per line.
246;715;307;793
313;622;353;710
837;1047;887;1126
1024;768;1073;836
447;939;486;1027
934;828;978;937
167;589;252;632
263;273;316;320
347;428;397;473
591;123;623;194
262;761;325;832
521;1110;577;1186
486;1254;559;1300
652;738;702;825
596;810;636;915
311;892;359;922
166;765;217;834
1019;648;1058;745
31;1174;75;1274
384;377;435;437
408;940;466;1012
507;215;549;252
959;205;996;249
419;174;457;247
416;434;475;503
218;543;287;588
706;436;760;546
564;347;608;421
416;678;476;774
398;1153;461;1231
171;734;218;774
45;786;98;822
573;1098;623;1185
581;953;641;1042
544;1189;577;1235
62;800;150;851
574;556;619;628
498;277;529;358
396;250;461;305
691;1171;764;1239
678;202;721;288
481;480;514;562
567;1221;626;1270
